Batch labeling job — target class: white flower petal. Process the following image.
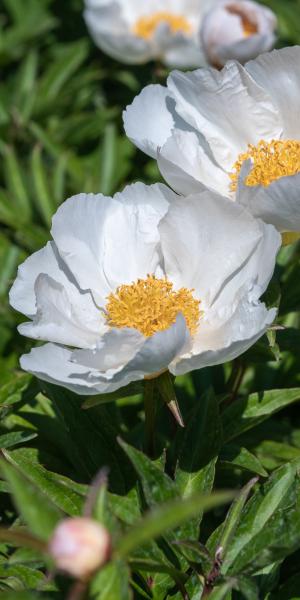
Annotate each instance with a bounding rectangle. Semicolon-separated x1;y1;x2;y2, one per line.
123;84;176;158
159;191;276;306
158;130;229;196
167;60;282;168
245;47;300;139
51;184;172;304
74;313;190;383
10;242;67;318
18;274;105;349
237;166;300;233
20;344;101;395
172;301;276;375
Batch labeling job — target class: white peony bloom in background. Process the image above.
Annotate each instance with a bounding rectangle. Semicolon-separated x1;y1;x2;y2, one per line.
83;0;215;68
124;47;300;240
10;184;280;395
200;0;277;69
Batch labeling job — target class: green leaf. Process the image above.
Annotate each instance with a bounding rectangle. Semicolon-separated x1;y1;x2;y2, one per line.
220;445;268;477
0;373;32;409
270;573;300;599
82;382;143;409
37;40;89;109
3;448;84;516
218;477;259;558
220;461;299;574
222;388;300;442
30;145;55;227
0;145;31;220
0;432;37;449
118;438;179;506
175;388;222;536
117;490;234;558
90;561;132;600
0;459;62;540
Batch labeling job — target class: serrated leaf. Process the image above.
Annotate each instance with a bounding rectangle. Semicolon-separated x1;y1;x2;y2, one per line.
0;459;62;540
119;438;179;506
4;448;84;516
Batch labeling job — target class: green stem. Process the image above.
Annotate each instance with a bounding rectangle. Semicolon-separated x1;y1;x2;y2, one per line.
144;379;156;458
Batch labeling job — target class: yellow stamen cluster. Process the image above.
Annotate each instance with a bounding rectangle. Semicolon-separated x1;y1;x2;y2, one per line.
106;275;201;337
227;5;258;37
133;12;192;40
230;139;300;191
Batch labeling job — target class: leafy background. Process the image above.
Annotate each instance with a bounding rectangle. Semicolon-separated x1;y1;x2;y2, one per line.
1;0;300;598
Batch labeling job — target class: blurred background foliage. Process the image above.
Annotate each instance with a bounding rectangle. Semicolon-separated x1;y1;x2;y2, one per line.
1;0;300;598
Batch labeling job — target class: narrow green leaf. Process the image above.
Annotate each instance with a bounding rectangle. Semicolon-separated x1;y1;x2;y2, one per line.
0;432;37;449
117;490;234;558
218;477;258;558
221;461;298;573
1;145;31;220
31;145;55;226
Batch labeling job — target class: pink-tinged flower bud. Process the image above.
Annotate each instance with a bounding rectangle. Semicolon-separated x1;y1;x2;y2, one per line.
49;518;111;580
200;0;277;68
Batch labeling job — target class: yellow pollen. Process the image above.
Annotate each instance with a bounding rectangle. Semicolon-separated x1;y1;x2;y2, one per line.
133;12;192;40
106;275;201;337
230;139;300;192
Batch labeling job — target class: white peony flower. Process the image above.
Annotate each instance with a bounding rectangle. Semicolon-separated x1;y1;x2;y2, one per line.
10;183;280;395
83;0;215;68
124;47;300;241
200;0;276;69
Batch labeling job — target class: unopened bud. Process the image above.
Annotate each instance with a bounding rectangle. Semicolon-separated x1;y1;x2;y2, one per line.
200;0;277;68
49;518;111;580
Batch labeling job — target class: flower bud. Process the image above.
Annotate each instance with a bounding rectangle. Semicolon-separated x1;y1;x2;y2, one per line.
49;518;111;580
200;0;277;68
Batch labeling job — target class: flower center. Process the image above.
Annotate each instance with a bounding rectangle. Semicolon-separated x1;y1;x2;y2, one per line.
226;5;258;37
230;139;300;191
106;275;201;337
133;12;192;40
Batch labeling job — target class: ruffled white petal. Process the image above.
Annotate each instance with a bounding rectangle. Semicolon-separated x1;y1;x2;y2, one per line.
245;47;300;139
123;84;176;159
51;184;172;304
18;274;105;349
158;130;229;196
20;344;102;395
172;301;276;375
159;191;278;307
21;315;190;395
167;61;282;169
10;242;66;318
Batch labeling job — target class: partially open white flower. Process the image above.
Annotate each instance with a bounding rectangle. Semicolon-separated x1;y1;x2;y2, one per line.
10;183;279;394
83;0;214;68
49;518;111;579
124;47;300;240
200;0;276;69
